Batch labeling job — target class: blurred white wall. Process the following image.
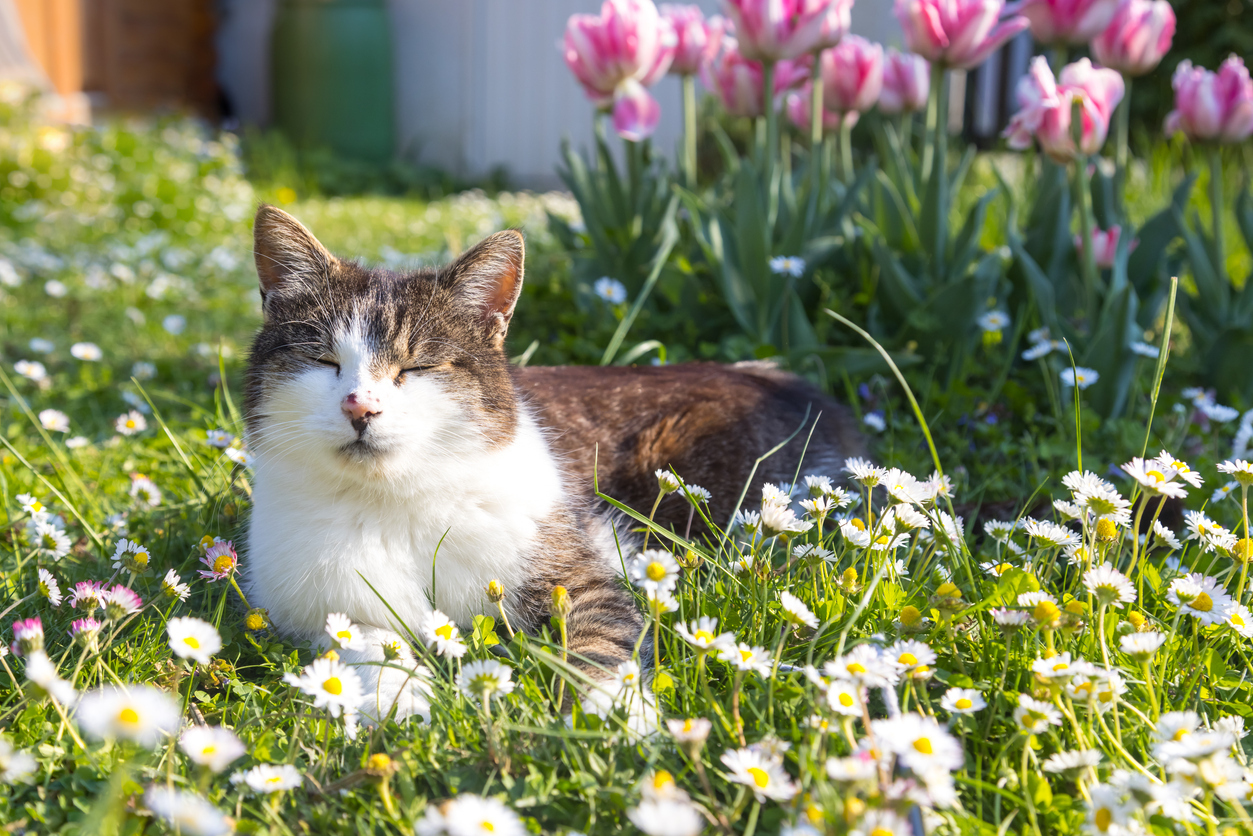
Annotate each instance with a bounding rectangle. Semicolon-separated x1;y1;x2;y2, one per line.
216;0;900;189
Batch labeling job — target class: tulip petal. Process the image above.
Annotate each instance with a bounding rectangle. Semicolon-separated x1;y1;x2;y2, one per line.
612;80;662;141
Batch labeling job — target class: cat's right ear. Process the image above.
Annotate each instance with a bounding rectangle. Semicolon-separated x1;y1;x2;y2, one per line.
253;204;337;305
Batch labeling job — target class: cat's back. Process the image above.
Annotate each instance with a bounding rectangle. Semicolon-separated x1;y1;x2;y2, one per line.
514;362;865;534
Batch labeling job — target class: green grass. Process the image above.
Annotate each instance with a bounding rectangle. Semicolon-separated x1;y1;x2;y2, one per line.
2;103;1253;836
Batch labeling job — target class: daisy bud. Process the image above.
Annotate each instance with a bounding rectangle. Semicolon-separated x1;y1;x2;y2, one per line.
198;534;219;553
899;605;922;627
70;617;103;652
381;640;403;662
1064;600;1085;616
12;617;44;656
1234;538;1253;564
486;579;505;603
550;586;572;622
836;567;860;594
655;469;682;495
676;549;702;570
244;608;269;632
323;649;340;662
844;797;866;824
1127;610;1146;631
1095;518;1119;541
366;753;396;776
1033;600;1062;629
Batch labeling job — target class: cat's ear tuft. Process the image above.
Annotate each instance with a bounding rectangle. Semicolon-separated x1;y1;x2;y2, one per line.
253;204;337;298
442;230;525;345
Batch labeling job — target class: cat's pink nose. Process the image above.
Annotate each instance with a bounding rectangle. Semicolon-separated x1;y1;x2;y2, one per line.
342;392;381;434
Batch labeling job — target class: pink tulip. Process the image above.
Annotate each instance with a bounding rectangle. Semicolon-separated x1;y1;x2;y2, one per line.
786;87;848;133
1091;0;1175;78
880;48;931;114
1164;56;1253;145
703;37;812;118
1006;0;1119;45
722;0;848;62
661;5;726;75
894;0;1030;70
821;36;884;116
564;0;676;139
1074;225;1134;268
1004;56;1124;162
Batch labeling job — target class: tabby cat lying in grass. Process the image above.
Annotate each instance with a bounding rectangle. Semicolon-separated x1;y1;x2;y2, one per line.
243;205;862;720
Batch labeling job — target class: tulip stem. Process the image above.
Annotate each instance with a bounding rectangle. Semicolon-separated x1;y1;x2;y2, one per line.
762;60;778;192
1207;145;1226;279
809;52;824;149
1075;152;1099;318
682;74;698;189
921;63;939;183
1113;76;1132;220
838;118;854;186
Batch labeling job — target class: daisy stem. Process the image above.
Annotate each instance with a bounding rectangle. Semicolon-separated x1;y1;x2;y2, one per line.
228;575;252;611
1020;741;1043;836
494;601;514;639
742;800;761;836
766;623;787;724
730;670;746;746
1235;486;1250;602
1096;603;1111;671
0;653;20;692
50;696;86;750
555;619;569;712
641;490;664;551
1141;661;1158;722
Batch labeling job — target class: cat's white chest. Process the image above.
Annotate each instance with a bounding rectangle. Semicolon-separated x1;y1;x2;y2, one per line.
244;412;564;639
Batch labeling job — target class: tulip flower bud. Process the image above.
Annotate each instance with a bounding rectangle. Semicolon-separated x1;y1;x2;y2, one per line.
1009;0;1120;45
1092;0;1175;77
1165;57;1253;145
896;0;1030;70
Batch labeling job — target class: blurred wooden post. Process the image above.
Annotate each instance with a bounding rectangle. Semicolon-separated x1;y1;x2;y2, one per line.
11;0;89;121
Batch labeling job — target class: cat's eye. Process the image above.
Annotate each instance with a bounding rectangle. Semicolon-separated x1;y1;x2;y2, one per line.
396;364;440;382
314;358;340;373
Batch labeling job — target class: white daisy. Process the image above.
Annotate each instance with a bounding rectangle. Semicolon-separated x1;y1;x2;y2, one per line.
825;679;863;717
886;640;935;674
167;617;222;666
1121;457;1188;498
14;360;47;382
31;521;71;561
851;809;912;836
1151;521;1182;551
0;736;37;783
419;795;525;836
70;342;102;361
826;754;876;782
769;255;805;277
628;798;703;836
666;717;712;747
421;610;468;658
1167;573;1235;625
940;687;985;714
872;713;964;773
178;725;246;773
38;409;70;432
627;550;681;596
1024;519;1080;548
823;645;899;688
1227;605;1253;638
283;655;364;718
1085;784;1132;834
655;469;682;495
1153;451;1204;488
325;613;366;652
205;429;234;448
1013;695;1061;734
456;659;515;703
1060;367;1099;389
1119;631;1166;662
1182;510;1237;553
1083;564;1135;608
779;591;818;629
144;787;231;836
984;520;1016;542
760;503;812;538
231;763;302;793
111;538;151;573
1129;341;1160;358
843;457;886;487
224;448;254;468
593;276;627;304
115;411;147;436
718;642;773;676
674;617;735;654
1217;459;1253;487
160;569;191;601
720;747;799;802
978;310;1010;332
1042;748;1101;774
76;685;181;747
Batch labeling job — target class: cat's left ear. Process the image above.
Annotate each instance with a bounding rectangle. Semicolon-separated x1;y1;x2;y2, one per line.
442;230;525;346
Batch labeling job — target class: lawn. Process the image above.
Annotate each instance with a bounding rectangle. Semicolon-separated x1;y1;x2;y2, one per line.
1;56;1253;836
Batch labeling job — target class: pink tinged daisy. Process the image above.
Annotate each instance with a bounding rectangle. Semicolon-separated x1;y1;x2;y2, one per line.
871;713;964;773
178;725;246;773
161;569;191;601
675;616;735;654
230;763;303;794
720;747;799;802
11;617;44;656
283;655;363;718
1121;457;1188;498
37;569;62;607
779;591;818;629
1014;695;1062;734
115;410;147;436
421;610;467;658
76;684;181;747
69;617;103;651
70;580;106;613
1083;564;1136;607
102;585;143;621
144;786;231;836
940;687;986;715
198;541;238;581
325;612;366;652
167;617;222;665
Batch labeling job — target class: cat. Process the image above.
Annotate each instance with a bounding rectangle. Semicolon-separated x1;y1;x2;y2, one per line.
242;205;862;722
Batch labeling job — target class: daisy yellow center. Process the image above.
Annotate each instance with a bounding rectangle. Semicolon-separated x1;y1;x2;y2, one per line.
746;767;770;788
913;737;933;755
134;551;149;567
682;719;693;732
1095;807;1112;831
1098;690;1113;703
435;624;453;640
646;562;667;581
480;822;495;833
1173;728;1190;741
850;518;865;530
695;630;715;643
212;555;233;574
1074;682;1093;696
1191;592;1213;612
1173;461;1189;472
1052;662;1069;672
875;536;890;545
956;698;973;710
870;830;894;836
336;630;352;641
30;501;43;512
846;662;867;675
266;776;283;785
739;649;753;662
899;653;917;665
1096;519;1118;540
125;419;137;429
653;771;674;791
202;745;216;755
1234;612;1247;627
117;707;139;726
1146;469;1166;483
183;637;200;649
995;564;1011;574
323;677;342;695
839;692;854;707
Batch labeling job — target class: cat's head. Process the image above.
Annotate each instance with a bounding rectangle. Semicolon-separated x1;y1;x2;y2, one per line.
243;205;526;485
